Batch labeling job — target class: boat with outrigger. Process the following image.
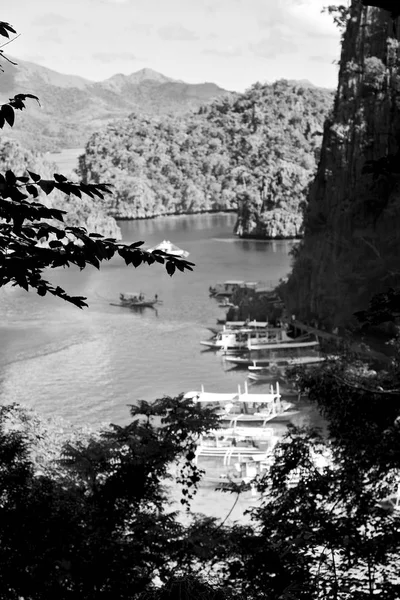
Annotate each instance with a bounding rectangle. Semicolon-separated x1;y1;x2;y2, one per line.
111;292;161;309
184;381;298;487
201;323;319;352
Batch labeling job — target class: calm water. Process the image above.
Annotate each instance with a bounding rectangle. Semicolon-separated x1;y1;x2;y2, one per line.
0;213;310;427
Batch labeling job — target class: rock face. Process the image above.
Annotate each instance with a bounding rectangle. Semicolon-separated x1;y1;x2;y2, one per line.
283;2;400;329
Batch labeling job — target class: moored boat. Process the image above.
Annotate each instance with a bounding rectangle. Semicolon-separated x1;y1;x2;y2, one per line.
147;240;190;258
200;325;318;352
184;381;296;426
209;280;259;297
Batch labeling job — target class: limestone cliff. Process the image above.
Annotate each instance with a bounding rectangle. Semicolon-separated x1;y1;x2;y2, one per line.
283;2;400;329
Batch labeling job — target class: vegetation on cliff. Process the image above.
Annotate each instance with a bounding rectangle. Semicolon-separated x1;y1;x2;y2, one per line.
284;2;400;329
78;81;333;236
0;138;121;239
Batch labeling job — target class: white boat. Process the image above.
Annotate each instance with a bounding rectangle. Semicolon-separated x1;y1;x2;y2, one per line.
209;280;259;297
148;240;189;258
200;325;318;352
248;355;326;375
207;320;270;336
184;381;296;427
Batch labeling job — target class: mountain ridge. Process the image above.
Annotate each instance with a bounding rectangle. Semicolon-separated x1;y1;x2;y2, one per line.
1;59;232;151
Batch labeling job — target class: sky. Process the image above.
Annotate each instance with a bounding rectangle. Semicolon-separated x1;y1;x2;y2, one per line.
4;0;343;92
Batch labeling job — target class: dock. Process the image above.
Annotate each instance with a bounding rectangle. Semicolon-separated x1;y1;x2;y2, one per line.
290;319;391;365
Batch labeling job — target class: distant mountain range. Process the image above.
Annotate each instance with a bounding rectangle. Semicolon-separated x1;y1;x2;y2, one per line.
0;59;231;151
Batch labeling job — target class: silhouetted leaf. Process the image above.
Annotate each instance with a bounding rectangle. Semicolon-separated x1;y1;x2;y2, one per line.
54;173;68;183
166;262;176;276
2;104;14;127
26;185;39;198
38;180;55;195
5;170;16;185
27;171;41;183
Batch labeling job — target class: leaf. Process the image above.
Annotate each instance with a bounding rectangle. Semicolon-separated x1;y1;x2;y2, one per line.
26;185;39;198
38;180;55;195
166;262;176;276
8;187;28;202
5;170;16;185
1;104;15;127
27;171;41;183
69;186;82;198
130;253;143;268
0;22;16;37
10;93;40;108
54;173;68;183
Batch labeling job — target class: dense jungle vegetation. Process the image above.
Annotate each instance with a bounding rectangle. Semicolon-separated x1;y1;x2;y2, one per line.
79;81;333;236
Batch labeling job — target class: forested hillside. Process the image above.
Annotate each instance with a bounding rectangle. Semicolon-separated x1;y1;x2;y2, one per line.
79;80;333;236
0;138;121;238
0;59;229;151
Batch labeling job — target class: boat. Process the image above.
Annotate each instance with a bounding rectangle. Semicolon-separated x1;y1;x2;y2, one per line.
209;280;259;298
147;240;189;258
218;298;235;308
114;292;160;308
184;381;296;427
186;382;295;482
247;354;326;375
207;320;269;336
200;325;319;353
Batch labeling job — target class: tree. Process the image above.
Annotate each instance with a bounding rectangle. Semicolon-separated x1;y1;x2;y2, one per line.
0;21;193;309
0;397;237;599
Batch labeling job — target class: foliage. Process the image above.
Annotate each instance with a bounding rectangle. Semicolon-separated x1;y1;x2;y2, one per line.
0;138;121;238
354;287;400;330
79;81;332;233
233;423;400;599
0;397;237;599
361;0;400;18
323;4;351;33
0;22;193;309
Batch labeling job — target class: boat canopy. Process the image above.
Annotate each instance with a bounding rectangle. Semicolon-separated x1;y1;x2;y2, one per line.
186;392;240;403
239;393;278;403
121;292;142;299
148;240;189;257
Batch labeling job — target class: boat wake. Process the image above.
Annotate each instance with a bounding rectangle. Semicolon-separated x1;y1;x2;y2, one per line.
0;337;95;369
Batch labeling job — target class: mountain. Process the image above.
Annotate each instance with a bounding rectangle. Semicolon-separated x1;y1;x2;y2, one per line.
0;59;231;151
283;3;400;329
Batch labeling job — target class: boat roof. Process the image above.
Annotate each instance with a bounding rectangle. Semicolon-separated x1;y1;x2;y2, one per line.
148;240;186;253
186;391;278;404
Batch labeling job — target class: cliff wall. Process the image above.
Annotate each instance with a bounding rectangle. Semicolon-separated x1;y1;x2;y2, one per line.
283;2;400;329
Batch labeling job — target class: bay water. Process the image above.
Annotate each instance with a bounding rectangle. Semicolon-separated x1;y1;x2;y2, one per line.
0;213;304;426
0;212;327;520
